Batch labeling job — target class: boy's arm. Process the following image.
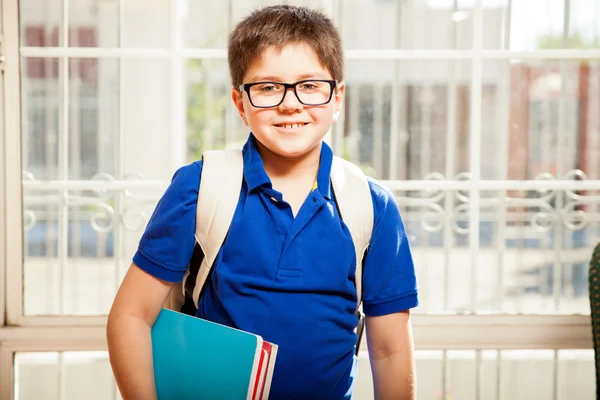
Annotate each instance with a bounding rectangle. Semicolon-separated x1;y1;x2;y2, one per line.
366;310;416;400
106;262;174;400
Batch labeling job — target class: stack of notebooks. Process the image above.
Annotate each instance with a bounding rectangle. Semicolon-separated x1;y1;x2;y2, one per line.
151;308;278;400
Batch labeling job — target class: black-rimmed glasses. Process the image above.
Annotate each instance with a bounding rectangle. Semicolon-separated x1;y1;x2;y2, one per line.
238;79;337;108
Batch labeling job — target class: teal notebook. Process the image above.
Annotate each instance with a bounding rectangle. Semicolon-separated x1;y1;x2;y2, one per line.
151;308;278;400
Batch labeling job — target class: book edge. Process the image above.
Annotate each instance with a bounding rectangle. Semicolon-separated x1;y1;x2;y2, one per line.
245;336;264;400
261;343;278;400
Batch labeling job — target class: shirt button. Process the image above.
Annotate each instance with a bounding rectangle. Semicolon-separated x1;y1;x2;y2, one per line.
270;197;278;203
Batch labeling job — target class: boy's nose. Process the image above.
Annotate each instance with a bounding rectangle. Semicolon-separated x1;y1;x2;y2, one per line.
278;88;303;112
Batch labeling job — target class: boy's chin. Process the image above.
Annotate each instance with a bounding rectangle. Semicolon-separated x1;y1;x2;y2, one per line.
263;138;322;160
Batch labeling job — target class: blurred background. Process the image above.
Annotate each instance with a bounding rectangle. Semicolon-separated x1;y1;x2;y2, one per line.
1;0;600;399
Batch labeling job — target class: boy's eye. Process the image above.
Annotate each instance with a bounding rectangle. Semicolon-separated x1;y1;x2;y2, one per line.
299;82;319;90
256;84;280;92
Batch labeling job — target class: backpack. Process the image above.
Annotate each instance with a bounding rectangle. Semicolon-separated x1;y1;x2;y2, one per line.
164;149;374;354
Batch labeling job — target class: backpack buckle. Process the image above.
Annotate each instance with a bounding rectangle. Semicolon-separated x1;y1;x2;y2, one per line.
355;310;365;356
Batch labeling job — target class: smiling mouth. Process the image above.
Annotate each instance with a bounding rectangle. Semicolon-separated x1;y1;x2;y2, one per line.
274;123;309;129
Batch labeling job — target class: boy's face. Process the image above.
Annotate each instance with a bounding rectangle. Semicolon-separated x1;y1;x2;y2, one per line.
232;42;345;160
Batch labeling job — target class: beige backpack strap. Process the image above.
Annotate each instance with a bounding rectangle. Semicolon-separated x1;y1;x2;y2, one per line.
330;156;374;312
330;156;374;355
181;149;244;309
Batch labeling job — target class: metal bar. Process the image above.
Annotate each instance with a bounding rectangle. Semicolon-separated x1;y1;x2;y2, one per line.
443;0;459;312
23;180;167;190
387;1;404;180
224;0;235;148
20;178;600;191
552;0;571;314
58;0;70;316
552;349;559;400
20;47;221;58
442;350;448;400
170;0;185;171
58;352;67;400
348;85;361;164
331;0;345;156
0;1;7;329
475;350;482;400
469;0;483;313
373;85;384;177
71;77;82;314
19;47;600;60
114;0;125;296
203;65;214;150
496;350;502;400
419;84;431;311
4;0;25;325
495;0;513;312
43;77;56;314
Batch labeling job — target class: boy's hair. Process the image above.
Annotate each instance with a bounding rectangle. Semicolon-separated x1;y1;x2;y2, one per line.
228;5;344;88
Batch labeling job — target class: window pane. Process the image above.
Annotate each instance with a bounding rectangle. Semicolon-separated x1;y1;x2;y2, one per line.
184;0;324;48
68;0;170;48
482;60;600;181
499;350;556;400
556;350;595;400
184;1;230;48
569;0;600;49
21;57;61;181
340;0;481;50
68;58;119;180
185;59;244;161
20;0;62;47
509;0;566;50
14;352;117;400
21;56;174;315
344;59;472;180
23;182;166;316
121;0;170;48
402;350;596;400
68;0;119;48
507;0;600;50
121;58;174;177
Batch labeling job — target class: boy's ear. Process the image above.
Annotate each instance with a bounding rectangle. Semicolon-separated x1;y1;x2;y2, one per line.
332;81;345;123
231;87;249;126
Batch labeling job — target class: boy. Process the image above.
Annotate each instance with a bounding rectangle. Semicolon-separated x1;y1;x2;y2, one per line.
107;5;418;400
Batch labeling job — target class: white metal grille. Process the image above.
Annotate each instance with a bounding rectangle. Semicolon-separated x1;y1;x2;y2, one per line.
2;0;600;399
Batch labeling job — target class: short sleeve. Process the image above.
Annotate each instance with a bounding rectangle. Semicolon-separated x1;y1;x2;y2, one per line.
361;180;419;316
132;162;202;283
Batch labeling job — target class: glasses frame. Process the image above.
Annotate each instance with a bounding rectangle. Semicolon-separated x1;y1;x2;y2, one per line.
238;79;338;108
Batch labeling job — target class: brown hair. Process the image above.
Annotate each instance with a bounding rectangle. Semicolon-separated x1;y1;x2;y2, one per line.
227;5;344;88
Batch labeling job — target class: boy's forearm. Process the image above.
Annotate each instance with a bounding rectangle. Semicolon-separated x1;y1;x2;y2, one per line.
107;313;157;400
371;352;416;400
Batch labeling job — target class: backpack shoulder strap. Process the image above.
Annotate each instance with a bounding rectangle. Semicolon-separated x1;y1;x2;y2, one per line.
330;156;374;311
182;149;244;309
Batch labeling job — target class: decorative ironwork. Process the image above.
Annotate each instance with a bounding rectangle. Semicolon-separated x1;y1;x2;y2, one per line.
390;169;600;234
22;172;163;233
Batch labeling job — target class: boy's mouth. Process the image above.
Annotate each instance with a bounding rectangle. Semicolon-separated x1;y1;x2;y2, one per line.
274;122;309;129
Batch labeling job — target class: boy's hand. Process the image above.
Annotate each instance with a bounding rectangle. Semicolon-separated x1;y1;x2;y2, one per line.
107;263;175;400
365;310;416;400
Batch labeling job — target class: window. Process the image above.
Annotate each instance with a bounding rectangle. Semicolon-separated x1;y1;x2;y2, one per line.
2;0;600;399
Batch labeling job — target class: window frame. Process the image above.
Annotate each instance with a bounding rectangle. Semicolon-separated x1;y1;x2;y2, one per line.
1;0;600;399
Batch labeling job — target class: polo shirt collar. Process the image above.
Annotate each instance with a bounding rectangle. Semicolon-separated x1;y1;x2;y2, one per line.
316;140;333;200
242;134;271;192
241;133;334;200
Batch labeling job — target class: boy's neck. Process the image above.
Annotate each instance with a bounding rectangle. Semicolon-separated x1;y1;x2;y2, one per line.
257;141;322;182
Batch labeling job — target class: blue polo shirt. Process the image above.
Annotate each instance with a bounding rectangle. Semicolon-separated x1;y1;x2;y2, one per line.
133;134;418;400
